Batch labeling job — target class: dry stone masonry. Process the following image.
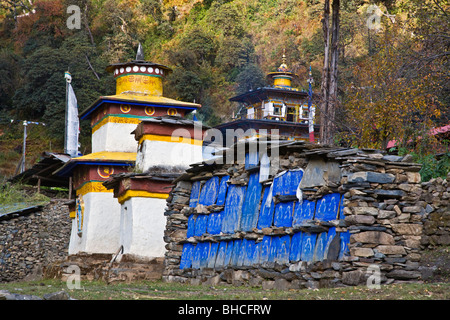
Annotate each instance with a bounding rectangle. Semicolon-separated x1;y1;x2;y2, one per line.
0;200;71;282
162;142;447;289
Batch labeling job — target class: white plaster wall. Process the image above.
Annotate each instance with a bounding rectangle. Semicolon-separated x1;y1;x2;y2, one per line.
92;122;139;153
263;101;274;117
68;192;122;255
136;140;203;172
120;197;167;258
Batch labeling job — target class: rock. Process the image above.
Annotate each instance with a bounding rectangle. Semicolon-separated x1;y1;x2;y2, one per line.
350;247;374;257
378;210;396;219
403;206;422;213
262;280;275;290
406;172;421;183
3;293;42;300
342;270;364;285
348;172;395;184
345;215;376;225
352;207;379;216
387;269;421;280
43;291;70;300
401;154;414;162
274;278;292;290
352;231;395;245
373;189;405;198
383;155;403;162
391;224;422;235
375;245;406;255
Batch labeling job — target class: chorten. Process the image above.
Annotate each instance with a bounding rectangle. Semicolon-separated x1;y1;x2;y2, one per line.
56;44;201;256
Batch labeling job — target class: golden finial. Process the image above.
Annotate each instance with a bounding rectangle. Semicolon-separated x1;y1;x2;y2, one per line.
279;48;288;70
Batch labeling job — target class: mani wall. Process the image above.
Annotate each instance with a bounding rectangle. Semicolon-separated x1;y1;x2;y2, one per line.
162;142;448;289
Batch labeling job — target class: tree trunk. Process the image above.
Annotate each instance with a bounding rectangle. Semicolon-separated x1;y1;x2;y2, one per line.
320;0;340;146
320;0;330;144
327;0;340;145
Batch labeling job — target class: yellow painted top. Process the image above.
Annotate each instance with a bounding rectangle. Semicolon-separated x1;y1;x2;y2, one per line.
73;151;137;162
102;92;201;108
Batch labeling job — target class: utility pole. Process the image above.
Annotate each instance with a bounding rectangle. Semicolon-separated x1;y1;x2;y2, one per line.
12;119;46;174
21;120;27;173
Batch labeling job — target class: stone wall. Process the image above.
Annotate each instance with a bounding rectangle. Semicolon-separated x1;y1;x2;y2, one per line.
420;174;450;248
161;143;448;289
0;199;71;282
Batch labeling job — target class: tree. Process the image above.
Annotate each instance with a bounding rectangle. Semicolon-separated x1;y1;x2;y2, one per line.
319;0;340;146
341;28;440;150
234;63;266;95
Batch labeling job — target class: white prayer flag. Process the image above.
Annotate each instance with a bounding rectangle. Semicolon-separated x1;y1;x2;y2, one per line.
65;75;79;157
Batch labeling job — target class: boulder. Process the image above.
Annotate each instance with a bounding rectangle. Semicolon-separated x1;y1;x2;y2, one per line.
351;231;395;245
375;245;406;255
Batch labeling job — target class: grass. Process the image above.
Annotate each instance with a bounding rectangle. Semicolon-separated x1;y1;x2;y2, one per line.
0;182;49;214
0;279;448;300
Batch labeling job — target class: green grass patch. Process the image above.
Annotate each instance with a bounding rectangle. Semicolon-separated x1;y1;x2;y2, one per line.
0;279;448;300
0;182;49;214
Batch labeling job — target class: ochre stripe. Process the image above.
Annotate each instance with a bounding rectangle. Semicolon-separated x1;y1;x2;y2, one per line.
138;134;203;146
118;190;169;204
76;181;112;196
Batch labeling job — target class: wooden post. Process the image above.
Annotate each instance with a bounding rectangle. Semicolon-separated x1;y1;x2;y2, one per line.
69;176;73;200
37;178;41;194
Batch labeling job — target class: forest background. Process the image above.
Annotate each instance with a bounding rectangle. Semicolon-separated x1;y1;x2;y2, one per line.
0;0;448;180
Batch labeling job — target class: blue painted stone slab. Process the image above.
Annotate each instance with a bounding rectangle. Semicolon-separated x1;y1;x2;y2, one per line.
245;151;259;170
222;185;246;234
216;176;230;206
313;232;328;262
251;241;261;266
338;194;345;219
273;201;295;227
289;232;303;262
292;199;316;227
257;186;275;229
192;243;201;269
300;233;317;262
186;215;196;238
272;171;287;197
277;234;291;264
240;172;263;231
237;239;247;267
215;241;227;268
243;239;256;266
314;193;340;221
199;242;210;269
339;231;351;260
259;236;272;262
324;227;337;258
207;211;224;235
268;236;280;263
199;176;220;206
207;242;219;268
273;170;304;196
230;240;242;266
287;169;304;196
224;241;234;267
194;214;208;237
189;181;202;208
180;243;194;269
